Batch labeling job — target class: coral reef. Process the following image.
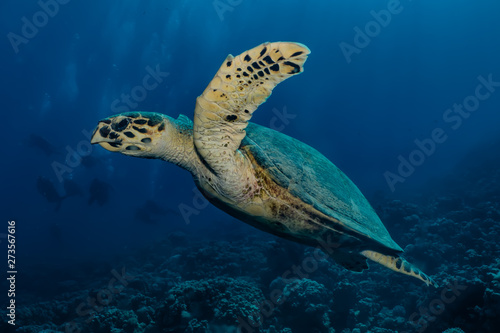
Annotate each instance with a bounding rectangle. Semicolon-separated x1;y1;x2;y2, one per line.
156;277;265;331
13;152;500;333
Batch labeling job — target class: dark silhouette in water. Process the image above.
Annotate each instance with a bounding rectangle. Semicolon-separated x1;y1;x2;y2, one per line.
88;178;112;206
37;176;64;211
27;134;59;156
37;177;84;211
134;200;179;224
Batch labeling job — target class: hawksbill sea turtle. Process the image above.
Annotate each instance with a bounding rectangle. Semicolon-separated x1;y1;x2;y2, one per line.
91;42;437;287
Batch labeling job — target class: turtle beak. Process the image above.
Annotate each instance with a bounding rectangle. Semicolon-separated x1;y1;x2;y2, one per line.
90;121;107;144
90;119;124;152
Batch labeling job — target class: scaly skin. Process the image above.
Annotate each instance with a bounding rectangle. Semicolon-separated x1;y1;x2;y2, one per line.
91;111;349;248
193;42;310;202
91;111;437;288
90;42;438;288
91;112;204;174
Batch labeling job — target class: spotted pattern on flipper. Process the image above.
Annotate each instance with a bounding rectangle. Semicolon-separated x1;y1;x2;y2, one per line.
194;42;310;168
198;42;309;125
192;42;310;200
361;250;439;288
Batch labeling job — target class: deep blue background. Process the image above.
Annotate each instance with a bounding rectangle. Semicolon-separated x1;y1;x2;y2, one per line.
0;0;499;290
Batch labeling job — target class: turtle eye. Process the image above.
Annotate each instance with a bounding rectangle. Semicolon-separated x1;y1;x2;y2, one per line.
112;118;130;132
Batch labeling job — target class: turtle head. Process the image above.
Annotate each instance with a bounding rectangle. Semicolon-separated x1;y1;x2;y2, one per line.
91;112;170;159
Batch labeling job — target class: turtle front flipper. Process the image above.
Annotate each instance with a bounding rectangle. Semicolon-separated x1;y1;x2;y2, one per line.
361;250;439;288
193;42;310;178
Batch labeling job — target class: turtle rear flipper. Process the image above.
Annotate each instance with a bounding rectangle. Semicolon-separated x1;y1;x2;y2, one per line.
362;250;438;287
330;251;369;272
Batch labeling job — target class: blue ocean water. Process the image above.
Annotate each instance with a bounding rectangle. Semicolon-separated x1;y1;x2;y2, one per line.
1;0;500;332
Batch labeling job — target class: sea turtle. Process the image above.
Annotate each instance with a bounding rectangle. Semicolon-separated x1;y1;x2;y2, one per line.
91;42;437;287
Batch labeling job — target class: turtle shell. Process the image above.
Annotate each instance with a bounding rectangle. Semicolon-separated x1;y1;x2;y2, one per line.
241;122;403;253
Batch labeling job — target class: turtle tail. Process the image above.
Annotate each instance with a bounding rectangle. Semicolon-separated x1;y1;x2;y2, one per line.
361;250;438;288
